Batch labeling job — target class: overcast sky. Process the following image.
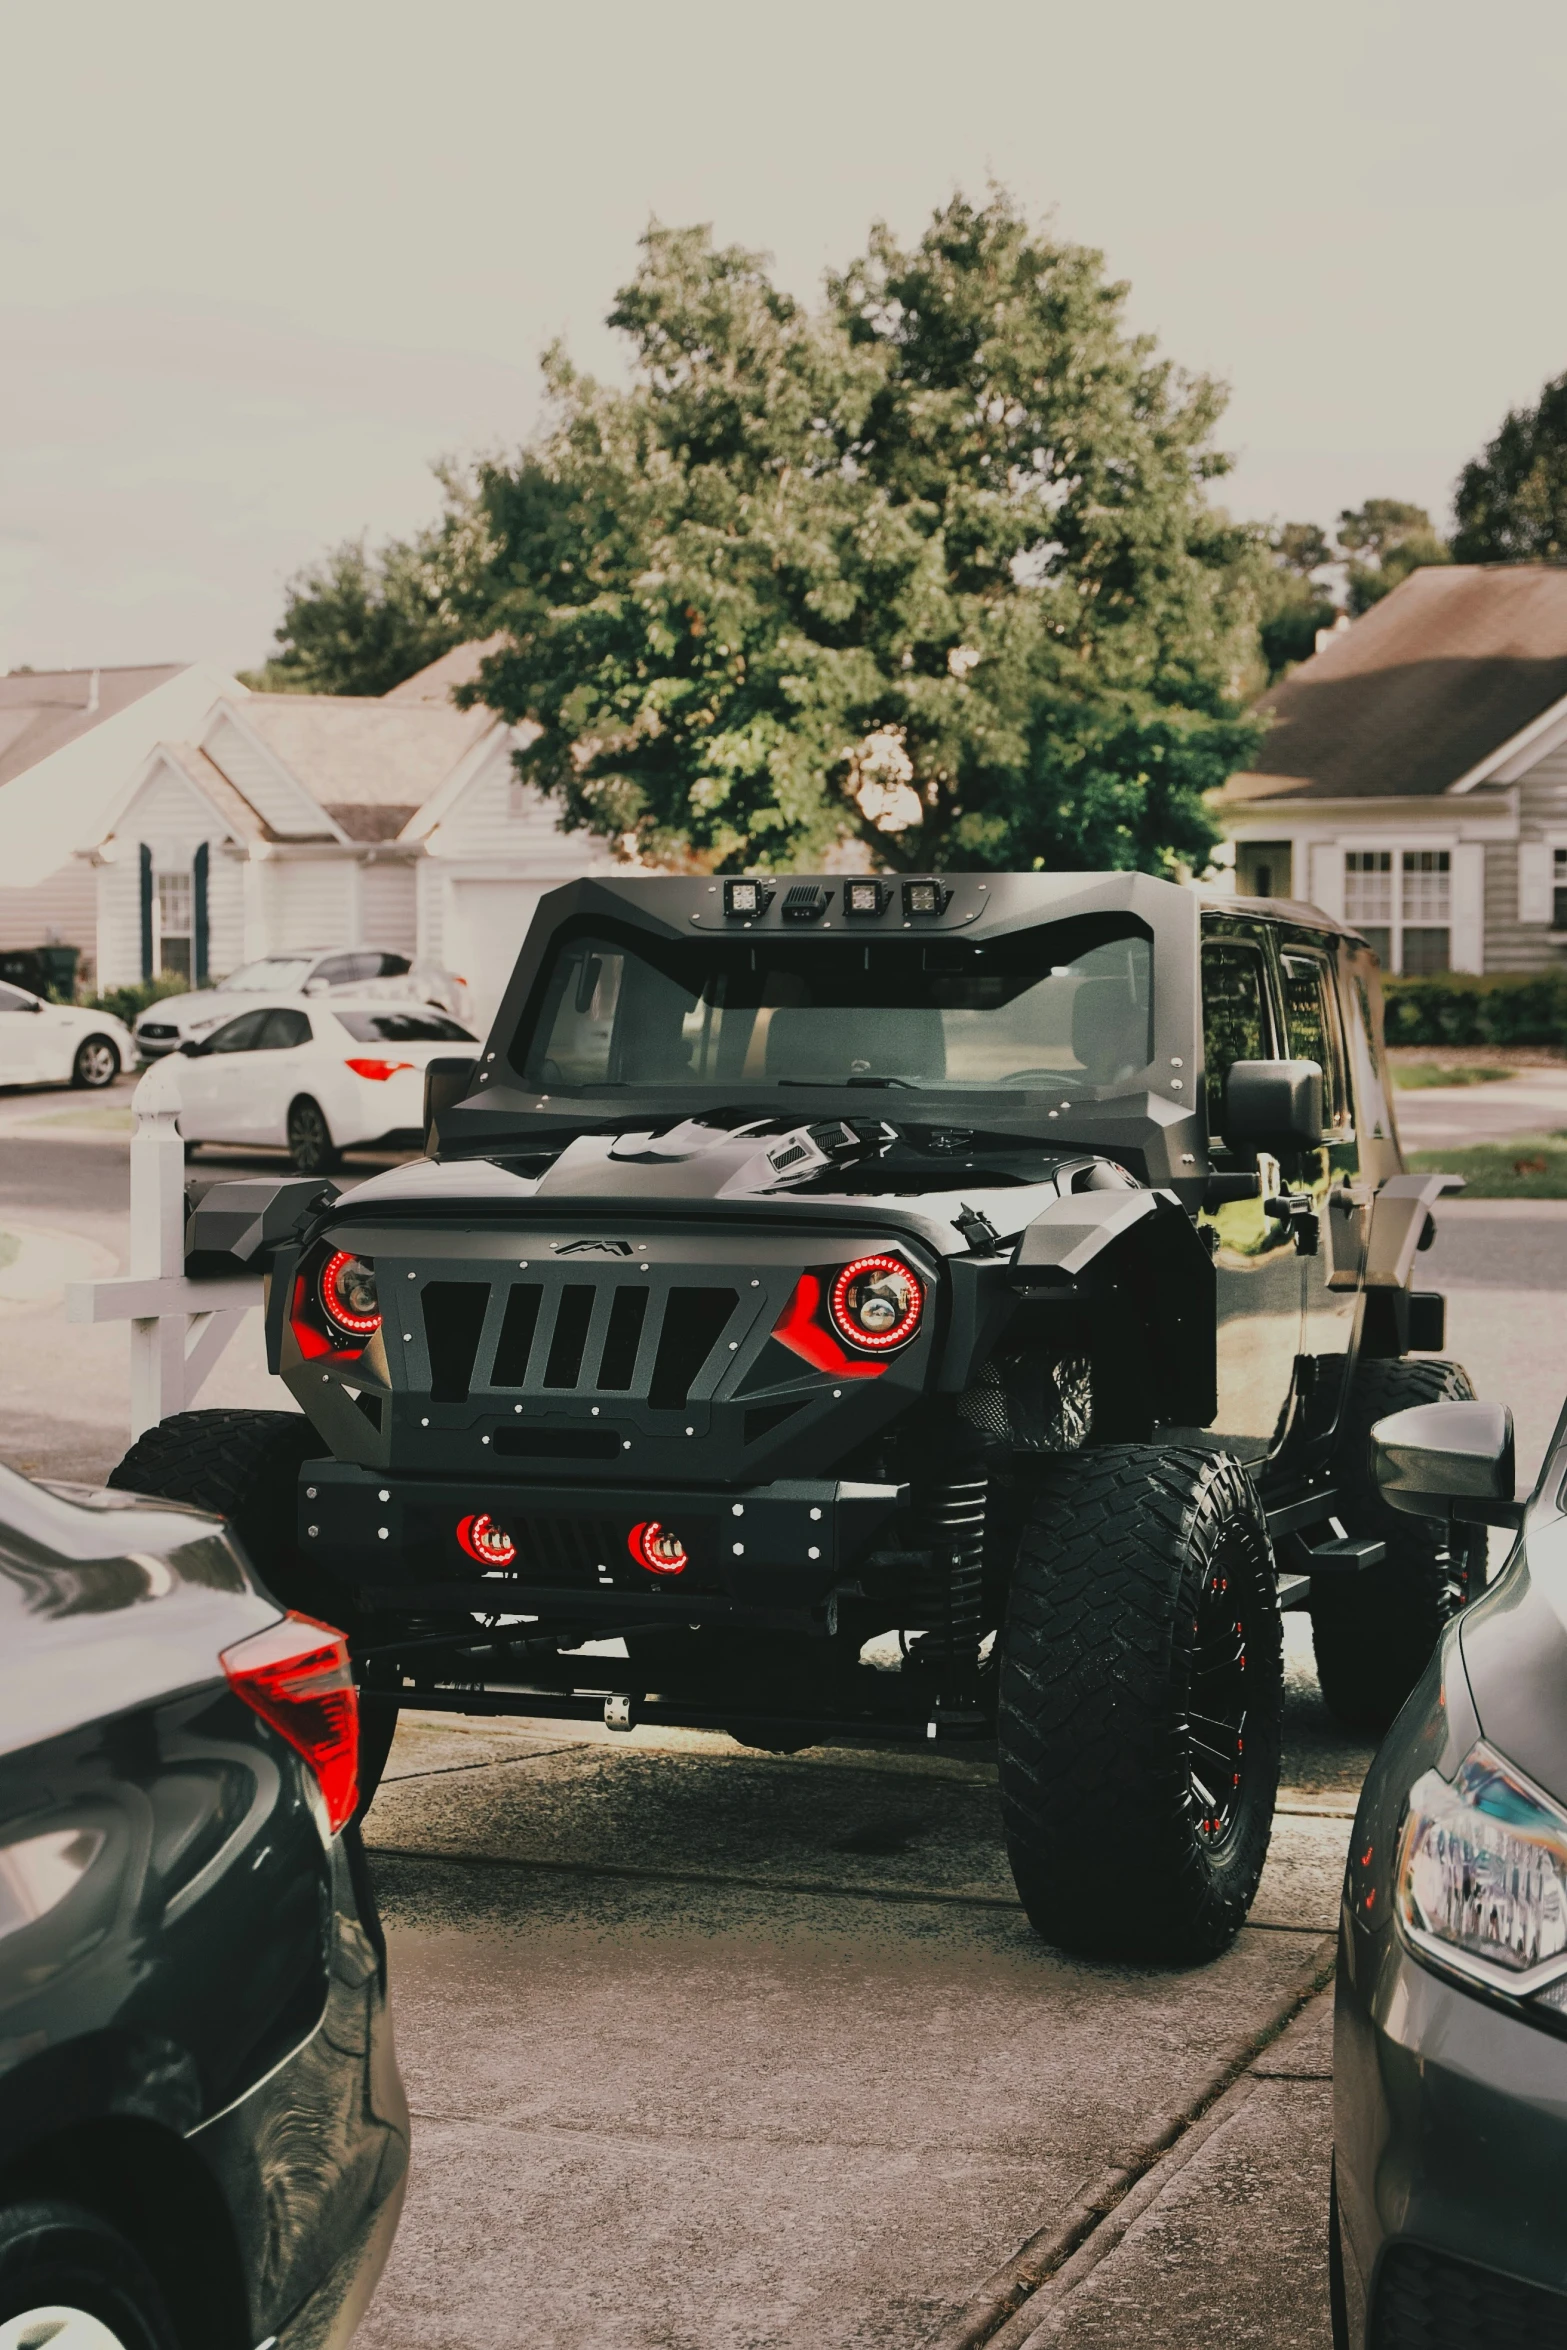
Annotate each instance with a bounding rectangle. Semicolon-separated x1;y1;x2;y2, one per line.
4;0;1566;676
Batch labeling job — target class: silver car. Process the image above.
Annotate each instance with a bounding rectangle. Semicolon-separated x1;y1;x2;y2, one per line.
134;946;467;1059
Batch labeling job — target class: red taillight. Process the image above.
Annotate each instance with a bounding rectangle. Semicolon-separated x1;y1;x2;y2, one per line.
221;1612;359;1833
344;1057;415;1081
828;1255;924;1351
628;1520;688;1575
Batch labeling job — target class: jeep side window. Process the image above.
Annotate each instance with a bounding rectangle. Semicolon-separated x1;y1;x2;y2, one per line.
1201;940;1271;1146
1281;950;1350;1133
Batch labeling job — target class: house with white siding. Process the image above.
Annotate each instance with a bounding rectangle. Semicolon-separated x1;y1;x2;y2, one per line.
84;640;624;1019
0;662;247;975
1213;565;1567;974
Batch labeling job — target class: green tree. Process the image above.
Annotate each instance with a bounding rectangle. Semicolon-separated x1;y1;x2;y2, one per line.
1254;520;1337;681
240;520;467;697
462;191;1264;875
1338;498;1450;615
1453;372;1567;562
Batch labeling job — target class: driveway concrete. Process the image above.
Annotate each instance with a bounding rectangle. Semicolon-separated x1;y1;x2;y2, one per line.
1392;1065;1567;1149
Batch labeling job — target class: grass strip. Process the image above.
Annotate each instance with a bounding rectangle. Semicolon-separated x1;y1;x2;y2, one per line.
1407;1140;1567;1198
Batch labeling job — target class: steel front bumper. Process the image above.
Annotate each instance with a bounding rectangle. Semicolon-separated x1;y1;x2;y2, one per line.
299;1461;906;1629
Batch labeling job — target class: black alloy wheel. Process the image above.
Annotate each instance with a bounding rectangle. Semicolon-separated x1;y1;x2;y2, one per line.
287;1094;341;1175
71;1034;120;1089
1188;1525;1254;1849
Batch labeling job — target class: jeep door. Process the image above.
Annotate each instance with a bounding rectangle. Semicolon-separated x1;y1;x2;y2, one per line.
1276;934;1370;1458
1198;925;1305;1465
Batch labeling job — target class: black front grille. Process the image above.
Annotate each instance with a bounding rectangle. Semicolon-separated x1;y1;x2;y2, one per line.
422;1281;489;1402
1374;2243;1567;2347
412;1267;744;1415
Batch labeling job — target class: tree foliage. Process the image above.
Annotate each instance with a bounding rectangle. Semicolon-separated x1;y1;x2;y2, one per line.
459;192;1264;876
1337;498;1450;614
1453;373;1567;563
240;522;466;697
1254;520;1337;680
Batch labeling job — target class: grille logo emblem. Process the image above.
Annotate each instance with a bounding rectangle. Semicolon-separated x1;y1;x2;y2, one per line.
456;1512;517;1567
552;1238;634;1256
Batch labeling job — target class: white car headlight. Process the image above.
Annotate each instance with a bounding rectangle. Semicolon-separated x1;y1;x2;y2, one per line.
1398;1741;1567;2005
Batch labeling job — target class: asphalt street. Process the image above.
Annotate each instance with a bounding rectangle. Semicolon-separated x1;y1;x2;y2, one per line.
1;1076;1564;2345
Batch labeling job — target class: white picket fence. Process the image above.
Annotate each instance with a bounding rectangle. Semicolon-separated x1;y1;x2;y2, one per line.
65;1057;261;1439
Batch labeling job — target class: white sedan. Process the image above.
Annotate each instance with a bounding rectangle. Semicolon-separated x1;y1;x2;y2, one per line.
176;997;479;1172
0;982;134;1090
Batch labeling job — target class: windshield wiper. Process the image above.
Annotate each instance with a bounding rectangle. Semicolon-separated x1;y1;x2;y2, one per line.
777;1075;918;1089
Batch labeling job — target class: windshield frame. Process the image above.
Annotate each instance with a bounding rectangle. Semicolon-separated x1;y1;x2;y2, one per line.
506;912;1159;1104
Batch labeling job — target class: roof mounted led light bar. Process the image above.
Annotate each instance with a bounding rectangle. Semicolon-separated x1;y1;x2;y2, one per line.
723;879;775;919
844;880;891;917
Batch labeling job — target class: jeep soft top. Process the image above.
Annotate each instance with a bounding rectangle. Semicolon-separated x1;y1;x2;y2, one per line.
112;872;1480;1961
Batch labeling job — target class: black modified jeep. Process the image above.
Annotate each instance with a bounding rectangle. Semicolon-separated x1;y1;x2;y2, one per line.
111;872;1478;1960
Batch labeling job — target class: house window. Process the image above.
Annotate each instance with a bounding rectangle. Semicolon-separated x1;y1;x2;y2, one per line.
1344;851;1393;971
1343;848;1450;974
1402;850;1450;975
1553;848;1567;932
155;871;193;980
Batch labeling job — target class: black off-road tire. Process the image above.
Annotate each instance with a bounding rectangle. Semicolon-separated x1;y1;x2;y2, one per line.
108;1406;325;1609
71;1033;121;1088
287;1094;340;1175
0;2198;179;2347
1312;1356;1489;1731
997;1446;1282;1963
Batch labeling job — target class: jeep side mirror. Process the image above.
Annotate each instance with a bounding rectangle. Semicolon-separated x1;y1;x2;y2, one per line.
1370;1399;1520;1527
423;1054;478;1145
1222;1060;1324;1153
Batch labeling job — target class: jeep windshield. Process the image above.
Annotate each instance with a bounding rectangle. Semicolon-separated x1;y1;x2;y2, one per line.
512;915;1152;1094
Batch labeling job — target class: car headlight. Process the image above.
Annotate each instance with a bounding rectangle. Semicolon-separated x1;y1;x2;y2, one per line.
1398;1742;1567;2007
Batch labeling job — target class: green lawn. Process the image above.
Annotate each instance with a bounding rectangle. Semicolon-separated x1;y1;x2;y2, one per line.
1407;1140;1567;1198
1391;1062;1519;1089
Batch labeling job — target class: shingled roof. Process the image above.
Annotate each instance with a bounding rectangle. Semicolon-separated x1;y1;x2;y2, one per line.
0;664;187;791
1218;564;1567;806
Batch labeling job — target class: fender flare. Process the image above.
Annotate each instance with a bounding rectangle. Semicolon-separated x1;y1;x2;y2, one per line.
1363;1170;1462;1291
1011;1188;1217;1427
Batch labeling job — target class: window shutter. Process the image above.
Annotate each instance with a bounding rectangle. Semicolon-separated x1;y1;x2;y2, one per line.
1518;842;1553;925
193;843;210;985
138;844;154;981
1450;843;1485;972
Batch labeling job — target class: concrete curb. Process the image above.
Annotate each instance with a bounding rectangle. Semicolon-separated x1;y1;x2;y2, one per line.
922;1944;1337;2350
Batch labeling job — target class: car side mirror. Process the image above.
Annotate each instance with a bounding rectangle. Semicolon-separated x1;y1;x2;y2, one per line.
1370;1399;1521;1527
1222;1060;1324;1153
302;978;329;996
23;997;42;1013
423;1054;478;1146
178;1036;208;1058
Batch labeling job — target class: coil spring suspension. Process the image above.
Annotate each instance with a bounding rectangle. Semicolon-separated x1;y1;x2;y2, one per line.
907;1472;988;1674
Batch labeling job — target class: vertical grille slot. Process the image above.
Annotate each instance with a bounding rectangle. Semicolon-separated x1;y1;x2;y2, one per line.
596;1287;648;1389
421;1281;490;1403
649;1288;738;1409
544;1285;595;1388
491;1284;543;1386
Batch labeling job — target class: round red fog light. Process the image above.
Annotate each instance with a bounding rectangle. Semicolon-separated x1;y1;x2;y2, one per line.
828;1255;923;1351
628;1520;688;1576
320;1249;380;1338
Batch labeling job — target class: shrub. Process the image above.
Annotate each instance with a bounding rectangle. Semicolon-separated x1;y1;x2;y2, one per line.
1382;970;1567;1048
86;973;190;1028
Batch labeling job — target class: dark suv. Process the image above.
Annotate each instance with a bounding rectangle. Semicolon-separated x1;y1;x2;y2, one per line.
109;873;1474;1961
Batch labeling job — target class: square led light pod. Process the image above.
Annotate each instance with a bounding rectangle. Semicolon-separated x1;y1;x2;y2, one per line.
844;880;889;917
723;879;774;918
902;878;952;918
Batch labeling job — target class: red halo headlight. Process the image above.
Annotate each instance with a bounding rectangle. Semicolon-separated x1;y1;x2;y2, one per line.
628;1521;688;1576
319;1249;380;1339
828;1255;924;1352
